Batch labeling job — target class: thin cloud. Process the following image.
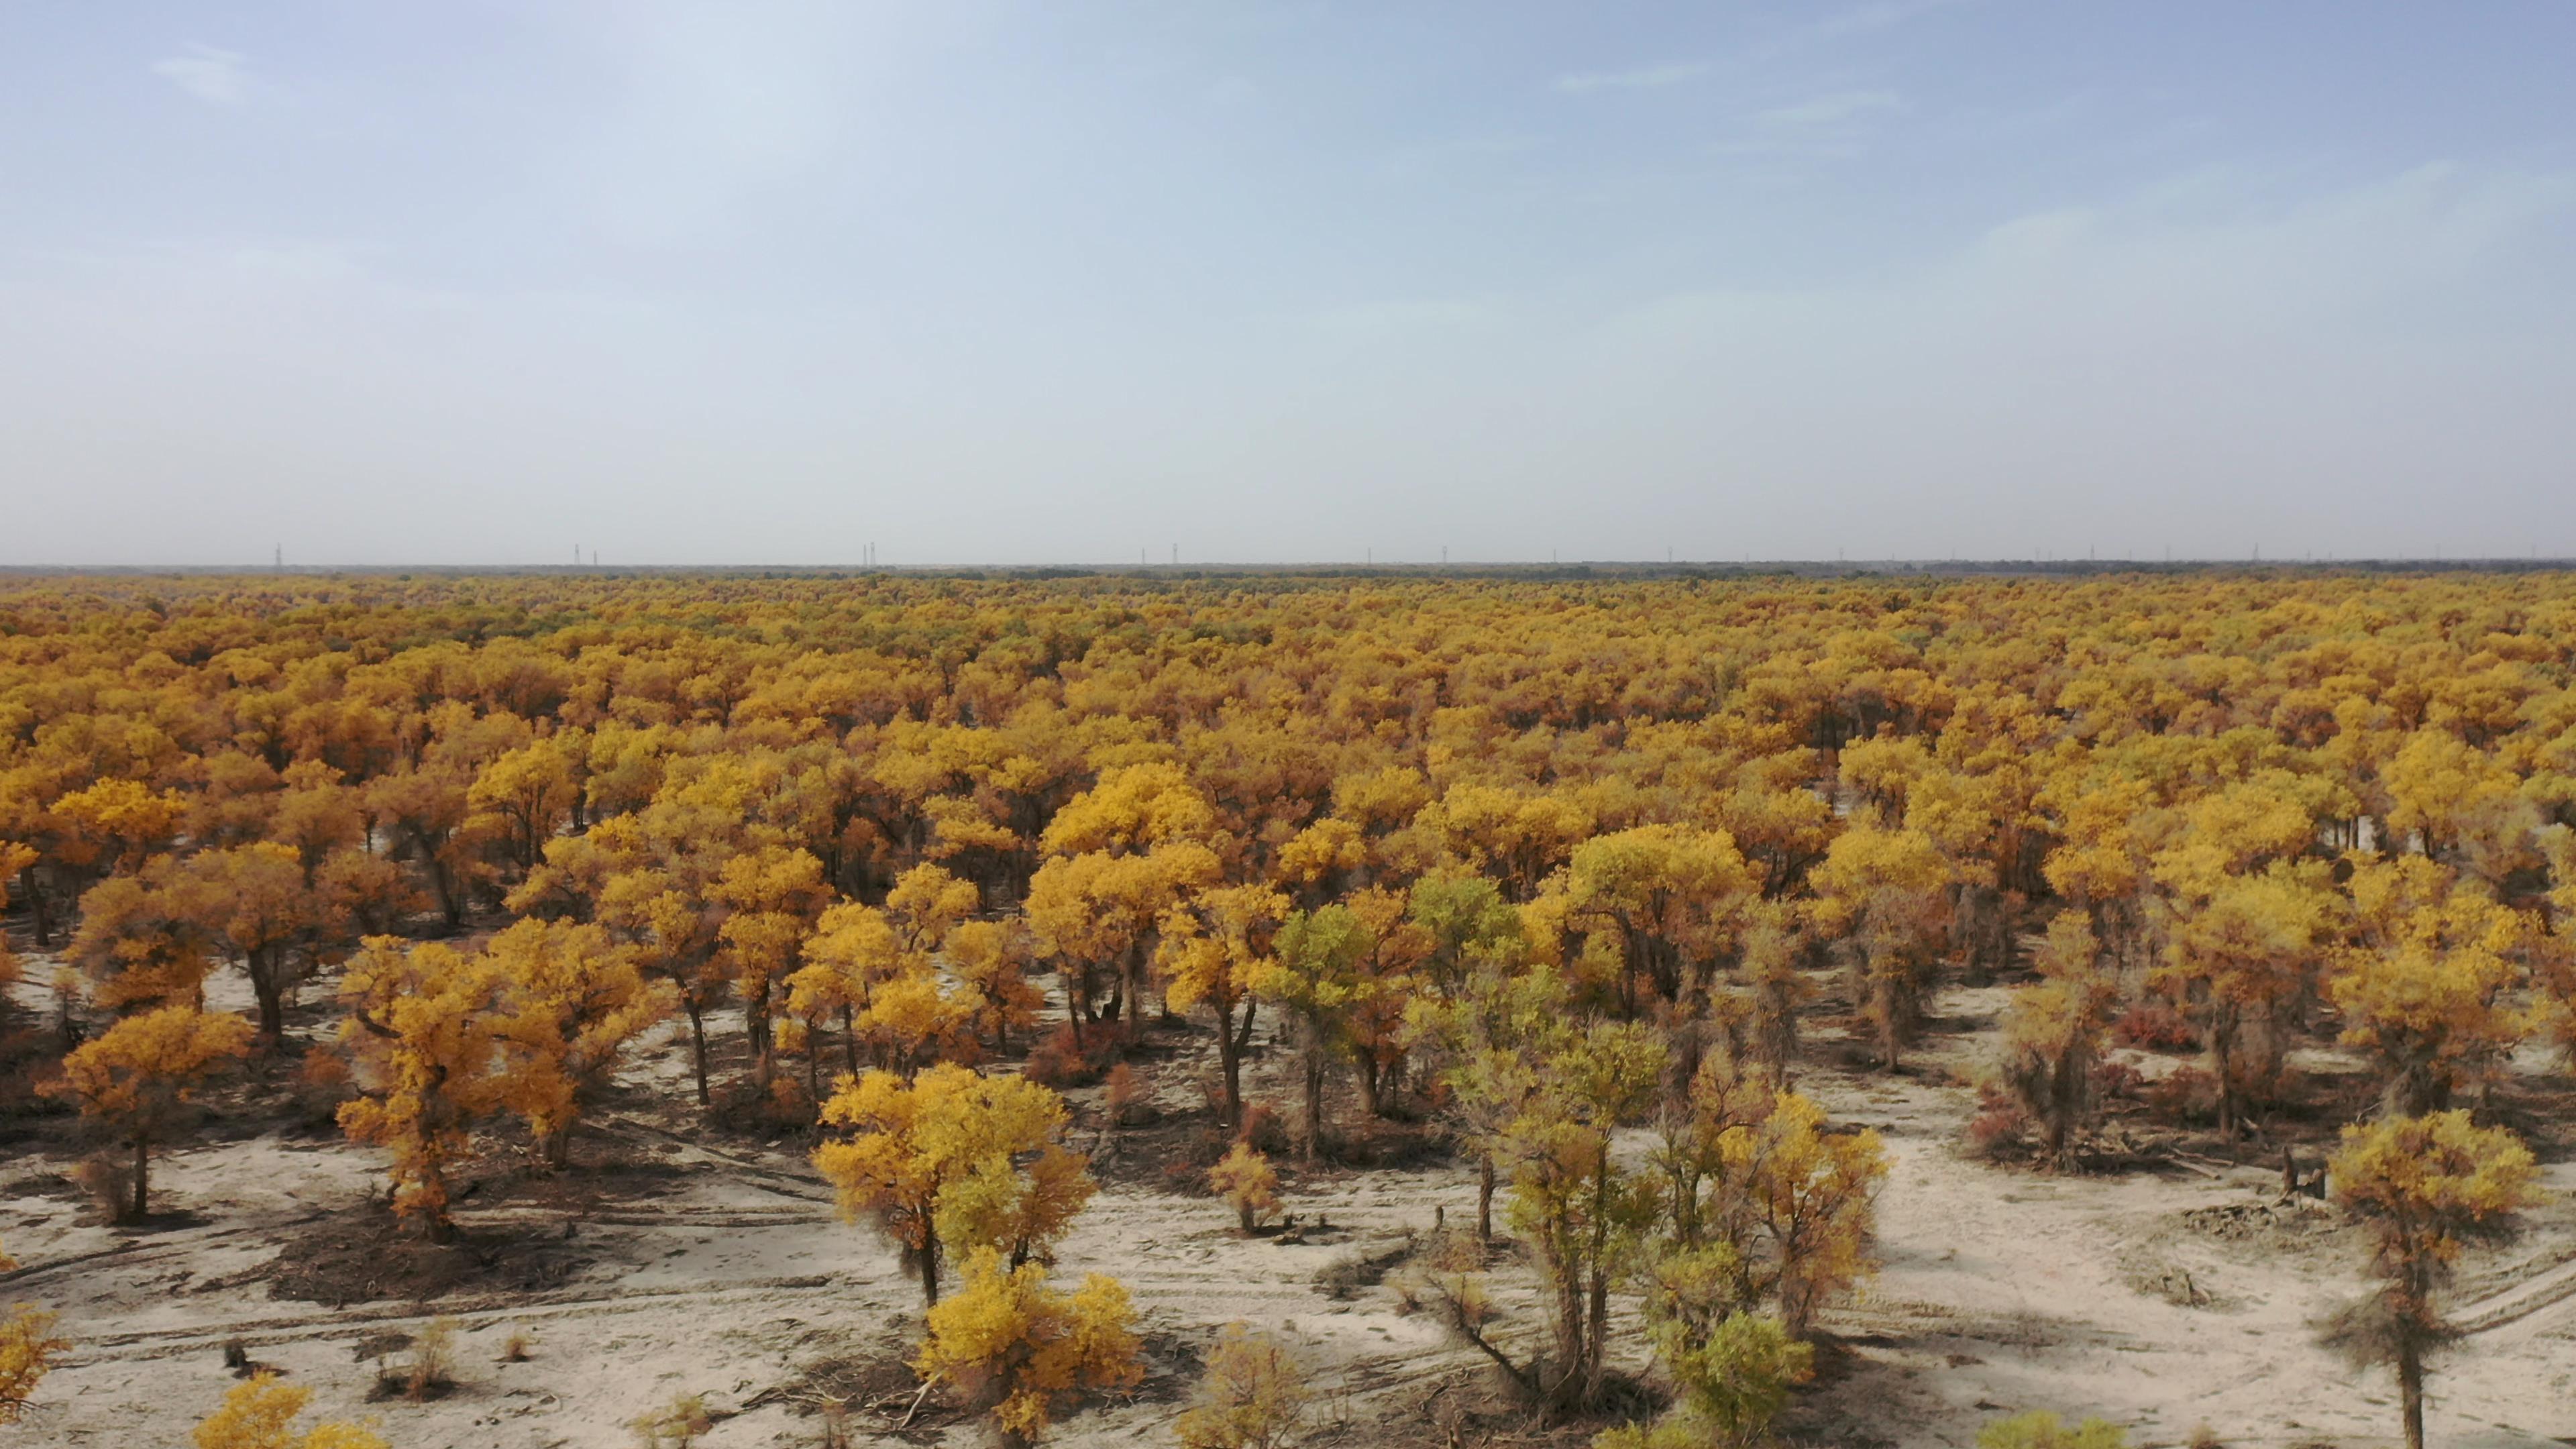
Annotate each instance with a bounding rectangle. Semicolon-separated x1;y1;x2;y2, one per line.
1552;62;1707;95
1758;89;1902;131
1801;0;1978;46
1714;89;1904;158
151;44;248;105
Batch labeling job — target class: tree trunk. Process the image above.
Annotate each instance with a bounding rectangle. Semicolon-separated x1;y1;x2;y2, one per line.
2399;1334;2424;1449
1478;1154;1496;1241
131;1138;150;1222
1120;945;1150;1043
842;1005;860;1075
20;867;50;947
252;967;286;1046
1301;1044;1326;1165
747;983;775;1090
917;1235;941;1307
1581;1140;1613;1407
686;1003;711;1106
1215;1004;1244;1130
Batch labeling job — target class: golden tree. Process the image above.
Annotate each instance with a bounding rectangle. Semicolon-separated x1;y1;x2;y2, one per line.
947;918;1044;1053
2331;857;2534;1115
712;844;832;1089
337;937;506;1241
1175;1324;1309;1449
168;842;317;1044
913;1248;1143;1448
0;1235;70;1428
1026;763;1222;1042
1161;883;1288;1130
1805;825;1956;1072
2154;864;2332;1135
812;1063;1095;1305
1564;823;1753;1012
1499;1018;1666;1411
2000;912;2116;1166
1206;1142;1281;1234
48;1004;254;1221
189;1372;386;1449
2322;1112;2539;1449
484;916;676;1167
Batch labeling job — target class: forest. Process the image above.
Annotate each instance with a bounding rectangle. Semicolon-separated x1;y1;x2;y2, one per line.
2;568;2571;1449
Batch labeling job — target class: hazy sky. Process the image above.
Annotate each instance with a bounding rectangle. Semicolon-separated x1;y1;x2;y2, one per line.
4;3;2573;566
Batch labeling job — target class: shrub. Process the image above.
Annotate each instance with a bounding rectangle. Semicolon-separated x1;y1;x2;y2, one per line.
914;1248;1144;1445
1175;1324;1309;1449
631;1391;710;1448
498;1326;535;1363
1208;1143;1280;1234
2111;1000;2196;1053
2143;1065;2216;1126
1601;1311;1810;1449
191;1371;387;1449
1236;1103;1290;1157
2090;1059;2144;1103
1105;1063;1153;1126
1966;1084;2030;1160
74;1154;136;1222
1024;1025;1116;1089
380;1316;457;1401
1977;1410;2129;1449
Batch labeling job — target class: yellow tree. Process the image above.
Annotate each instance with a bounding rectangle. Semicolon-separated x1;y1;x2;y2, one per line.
1565;824;1754;1013
2323;1113;2539;1449
1175;1324;1309;1449
2332;857;2534;1116
2000;912;2117;1167
1027;763;1223;1042
66;870;215;1013
1726;1091;1886;1341
2153;863;2334;1136
47;1004;255;1221
190;1372;387;1449
466;739;578;881
1206;1143;1281;1234
914;1248;1142;1448
168;842;317;1044
885;861;981;951
712;844;832;1089
812;1063;1095;1305
484;916;676;1168
948;918;1044;1054
0;1235;70;1428
337;937;506;1242
595;853;730;1106
1159;883;1287;1129
1338;885;1428;1116
1805;826;1956;1072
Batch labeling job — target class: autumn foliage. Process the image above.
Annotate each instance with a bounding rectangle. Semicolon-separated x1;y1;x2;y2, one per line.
5;567;2576;1440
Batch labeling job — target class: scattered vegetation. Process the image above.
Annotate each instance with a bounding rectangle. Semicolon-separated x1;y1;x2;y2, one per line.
190;1372;386;1449
1176;1323;1311;1449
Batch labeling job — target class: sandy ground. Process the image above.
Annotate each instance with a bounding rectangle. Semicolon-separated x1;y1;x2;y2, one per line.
5;970;2572;1449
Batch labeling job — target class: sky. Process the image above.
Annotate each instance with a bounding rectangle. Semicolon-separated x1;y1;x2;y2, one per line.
2;2;2573;568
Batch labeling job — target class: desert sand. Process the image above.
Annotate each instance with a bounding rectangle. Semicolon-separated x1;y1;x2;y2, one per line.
5;967;2571;1449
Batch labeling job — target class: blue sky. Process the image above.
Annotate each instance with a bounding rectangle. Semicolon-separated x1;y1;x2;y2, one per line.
3;2;2572;566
